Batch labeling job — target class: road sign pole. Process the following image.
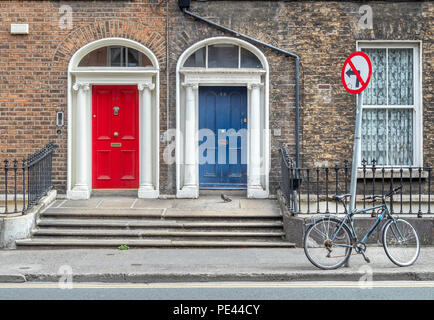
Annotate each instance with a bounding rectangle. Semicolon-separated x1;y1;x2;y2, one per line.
349;91;364;213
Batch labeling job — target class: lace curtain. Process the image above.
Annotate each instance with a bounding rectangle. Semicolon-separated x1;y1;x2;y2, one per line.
388;49;414;105
388;109;413;165
361;48;414;166
363;49;387;106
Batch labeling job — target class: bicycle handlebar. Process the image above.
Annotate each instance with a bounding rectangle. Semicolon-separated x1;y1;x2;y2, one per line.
362;185;402;202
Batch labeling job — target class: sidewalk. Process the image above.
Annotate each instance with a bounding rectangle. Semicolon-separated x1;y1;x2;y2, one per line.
0;247;433;283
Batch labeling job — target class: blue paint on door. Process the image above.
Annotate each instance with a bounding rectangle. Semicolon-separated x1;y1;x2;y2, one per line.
199;86;247;189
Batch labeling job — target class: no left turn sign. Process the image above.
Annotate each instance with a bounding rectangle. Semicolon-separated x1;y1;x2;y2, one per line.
341;51;372;94
343;51;373;212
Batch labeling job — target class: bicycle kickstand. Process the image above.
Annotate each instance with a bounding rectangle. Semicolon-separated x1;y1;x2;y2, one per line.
360;250;370;263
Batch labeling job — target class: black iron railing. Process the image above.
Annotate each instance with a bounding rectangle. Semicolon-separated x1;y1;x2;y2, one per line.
280;146;432;217
1;142;55;215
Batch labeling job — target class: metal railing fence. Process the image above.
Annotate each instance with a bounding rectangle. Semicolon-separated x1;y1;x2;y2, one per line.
280;146;431;217
0;142;55;214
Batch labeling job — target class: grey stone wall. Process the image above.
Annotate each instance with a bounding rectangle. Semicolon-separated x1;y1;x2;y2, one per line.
168;0;433;195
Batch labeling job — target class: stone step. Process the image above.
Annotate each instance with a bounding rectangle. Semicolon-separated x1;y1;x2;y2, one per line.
165;209;281;218
23;199;288;249
15;238;295;248
41;208;281;219
37;218;283;229
32;228;285;238
42;208;163;218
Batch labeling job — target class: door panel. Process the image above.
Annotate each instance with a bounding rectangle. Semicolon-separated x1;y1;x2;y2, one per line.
120;150;137;180
95;150;112;181
199;86;247;189
228;92;245;179
201;91;218;179
119;87;137;140
92;85;139;189
95;89;112;141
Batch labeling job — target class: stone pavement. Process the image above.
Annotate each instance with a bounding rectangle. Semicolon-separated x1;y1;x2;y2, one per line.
52;194;281;213
0;246;432;283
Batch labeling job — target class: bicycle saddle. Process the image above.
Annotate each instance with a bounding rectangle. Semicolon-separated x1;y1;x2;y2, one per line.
332;194;351;201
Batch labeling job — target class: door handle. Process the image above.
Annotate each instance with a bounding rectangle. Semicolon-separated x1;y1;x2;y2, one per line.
114;132;119;137
113;106;119;116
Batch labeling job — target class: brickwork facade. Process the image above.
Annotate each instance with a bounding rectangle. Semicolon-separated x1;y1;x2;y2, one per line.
0;0;168;193
0;1;432;196
170;0;433;194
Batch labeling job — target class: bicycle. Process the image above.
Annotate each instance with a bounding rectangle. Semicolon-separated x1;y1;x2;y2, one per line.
303;186;420;270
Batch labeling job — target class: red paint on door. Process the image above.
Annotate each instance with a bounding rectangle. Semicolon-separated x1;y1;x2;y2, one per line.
92;85;139;189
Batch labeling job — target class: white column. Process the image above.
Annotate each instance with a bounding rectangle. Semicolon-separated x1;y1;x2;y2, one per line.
69;82;91;199
179;83;198;198
247;83;266;198
138;82;158;198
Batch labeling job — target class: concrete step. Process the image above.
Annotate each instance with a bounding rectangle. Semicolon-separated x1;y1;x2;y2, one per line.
21;199;288;249
42;208;163;218
41;208;281;219
15;238;295;248
32;228;285;238
37;218;283;229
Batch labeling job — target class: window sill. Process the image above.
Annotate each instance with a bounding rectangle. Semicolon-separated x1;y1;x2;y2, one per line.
357;169;429;179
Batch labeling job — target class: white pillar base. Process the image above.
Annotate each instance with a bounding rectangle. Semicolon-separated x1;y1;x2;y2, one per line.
247;186;268;199
177;186;199;199
67;185;91;200
184;164;196;187
138;186;159;199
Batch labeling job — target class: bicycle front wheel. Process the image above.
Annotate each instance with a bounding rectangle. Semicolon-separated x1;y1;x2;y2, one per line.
383;219;420;267
304;217;353;270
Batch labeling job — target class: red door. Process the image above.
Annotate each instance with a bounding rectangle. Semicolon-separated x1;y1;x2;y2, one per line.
92;85;139;189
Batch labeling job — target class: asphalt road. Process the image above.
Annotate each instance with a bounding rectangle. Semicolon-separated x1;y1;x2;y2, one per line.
0;281;432;300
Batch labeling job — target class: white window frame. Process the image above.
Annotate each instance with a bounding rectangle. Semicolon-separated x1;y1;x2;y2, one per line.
107;46;142;67
356;41;422;167
183;44;263;70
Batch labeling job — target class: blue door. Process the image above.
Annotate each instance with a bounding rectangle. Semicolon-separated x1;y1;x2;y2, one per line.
199;86;247;189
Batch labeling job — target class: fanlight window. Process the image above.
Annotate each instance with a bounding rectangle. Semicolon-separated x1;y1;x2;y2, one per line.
78;46;152;67
183;44;263;69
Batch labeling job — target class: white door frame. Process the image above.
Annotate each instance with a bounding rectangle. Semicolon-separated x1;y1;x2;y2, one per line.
176;37;270;198
66;38;160;199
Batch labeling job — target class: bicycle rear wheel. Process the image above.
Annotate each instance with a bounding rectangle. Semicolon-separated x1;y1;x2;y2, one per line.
383;219;420;267
304;217;353;270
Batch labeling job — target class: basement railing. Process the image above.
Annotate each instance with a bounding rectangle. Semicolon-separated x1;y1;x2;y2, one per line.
280;146;432;217
0;142;55;215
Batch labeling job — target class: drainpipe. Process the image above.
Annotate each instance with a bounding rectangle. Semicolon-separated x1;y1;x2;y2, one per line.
178;0;301;168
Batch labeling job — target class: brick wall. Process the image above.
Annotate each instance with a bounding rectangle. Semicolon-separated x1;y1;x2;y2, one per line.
0;0;168;193
0;0;432;195
169;0;433;194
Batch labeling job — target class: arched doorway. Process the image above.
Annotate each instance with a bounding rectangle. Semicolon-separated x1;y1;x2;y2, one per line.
67;38;159;199
176;37;270;198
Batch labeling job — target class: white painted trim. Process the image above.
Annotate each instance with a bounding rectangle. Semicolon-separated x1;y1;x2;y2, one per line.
71;68;158;75
69;38;160;70
176;37;269;198
356;41;423;167
67;38;160;199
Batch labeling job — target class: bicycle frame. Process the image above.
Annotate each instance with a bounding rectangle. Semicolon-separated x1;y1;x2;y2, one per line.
304;185;419;269
331;198;398;248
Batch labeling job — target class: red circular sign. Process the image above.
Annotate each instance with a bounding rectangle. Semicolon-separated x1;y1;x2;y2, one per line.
341;51;372;94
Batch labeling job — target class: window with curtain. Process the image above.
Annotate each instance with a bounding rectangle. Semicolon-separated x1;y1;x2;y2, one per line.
361;46;417;166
